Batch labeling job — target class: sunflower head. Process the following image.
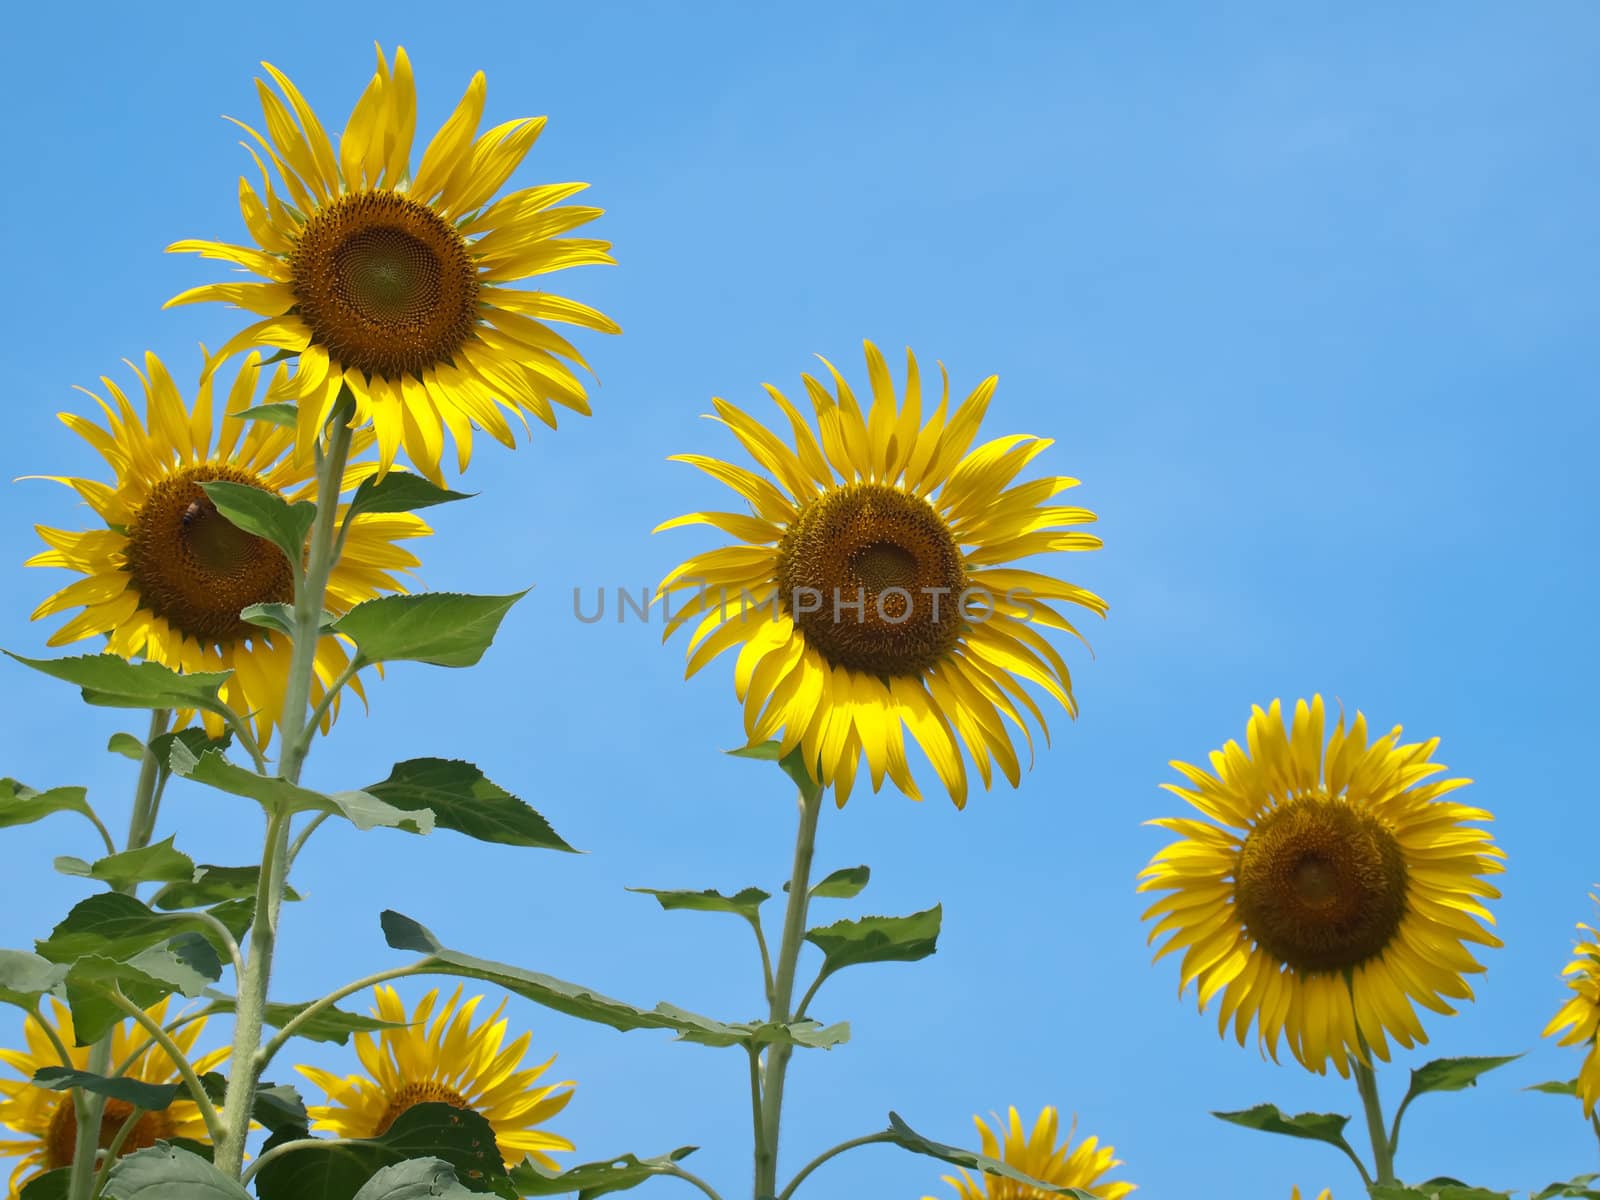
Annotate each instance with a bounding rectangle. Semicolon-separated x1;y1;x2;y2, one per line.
0;999;224;1198
655;341;1105;808
166;45;620;482
24;350;430;746
1138;696;1505;1075
296;986;574;1170
1541;893;1600;1115
922;1106;1133;1200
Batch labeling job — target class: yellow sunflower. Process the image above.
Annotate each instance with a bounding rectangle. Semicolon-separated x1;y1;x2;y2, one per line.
1541;893;1600;1115
25;350;429;746
923;1106;1133;1200
166;44;618;482
1291;1190;1333;1200
0;998;224;1198
655;341;1105;807
1138;696;1505;1076
296;986;573;1170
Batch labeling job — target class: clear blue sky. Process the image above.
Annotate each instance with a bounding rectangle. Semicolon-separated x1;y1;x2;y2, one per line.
2;1;1597;1195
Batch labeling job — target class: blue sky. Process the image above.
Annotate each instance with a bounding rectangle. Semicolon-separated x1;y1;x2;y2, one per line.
2;1;1597;1195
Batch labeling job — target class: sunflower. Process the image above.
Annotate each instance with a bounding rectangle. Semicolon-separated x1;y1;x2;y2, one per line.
0;998;224;1198
1138;696;1505;1076
655;341;1104;807
1291;1190;1333;1200
166;45;618;482
1541;893;1600;1115
296;986;573;1170
922;1106;1133;1200
25;350;429;746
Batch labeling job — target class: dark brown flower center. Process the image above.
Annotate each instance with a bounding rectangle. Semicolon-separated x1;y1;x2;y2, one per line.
372;1081;473;1137
1234;795;1410;973
45;1095;173;1169
775;483;967;676
124;465;295;643
290;190;480;378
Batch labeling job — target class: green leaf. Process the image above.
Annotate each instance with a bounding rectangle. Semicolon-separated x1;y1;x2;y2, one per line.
5;652;230;711
726;741;820;801
349;472;474;519
1401;1055;1521;1106
202;993;406;1045
198;479;315;565
334;592;527;668
0;949;69;1007
805;906;941;982
101;1144;252;1199
19;1169;69;1200
165;744;432;833
152;865;302;910
234;402;299;428
37;894;230;966
353;1160;479;1200
380;911;747;1045
1371;1184;1512;1200
0;778;94;831
509;1147;698;1198
1534;1175;1600;1200
1211;1104;1358;1156
238;605;338;639
805;865;870;900
66;836;197;891
108;732;146;761
883;1112;1100;1198
31;1065;181;1110
252;1102;513;1200
737;1018;850;1049
64;940;222;1041
627;887;769;921
363;759;573;851
150;728;231;767
199;1072;307;1133
1527;1078;1581;1096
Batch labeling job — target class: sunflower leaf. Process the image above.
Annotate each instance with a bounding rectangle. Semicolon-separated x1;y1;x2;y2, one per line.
164;745;432;833
727;741;821;802
1;777;97;832
352;1159;479;1200
234;401;300;428
18;1167;70;1199
199;1072;308;1133
801;865;870;900
4;652;231;711
239;604;339;638
199;480;317;565
334;591;528;669
0;949;69;1007
1402;1055;1521;1105
108;732;147;760
379;911;748;1044
152;865;303;910
101;1143;252;1199
31;1065;182;1110
733;1018;850;1049
60;836;197;891
1533;1175;1600;1199
38;894;234;967
804;906;942;984
1211;1103;1358;1155
349;472;475;519
63;939;222;1042
252;1102;514;1200
882;1112;1101;1198
363;759;574;850
508;1146;699;1198
1527;1079;1581;1096
626;886;769;921
201;992;406;1045
1371;1183;1514;1200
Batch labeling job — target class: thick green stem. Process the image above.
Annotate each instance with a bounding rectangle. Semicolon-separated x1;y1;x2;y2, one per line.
1353;1055;1396;1185
753;784;823;1199
65;708;170;1200
213;404;353;1178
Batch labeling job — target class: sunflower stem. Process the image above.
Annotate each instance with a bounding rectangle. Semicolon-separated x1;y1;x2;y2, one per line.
754;781;823;1199
775;1132;895;1200
214;398;354;1178
104;986;224;1145
65;708;170;1200
254;962;424;1071
88;1106;145;1197
1352;1054;1396;1185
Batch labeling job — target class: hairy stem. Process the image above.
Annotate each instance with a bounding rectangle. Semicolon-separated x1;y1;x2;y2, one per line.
255;963;423;1071
105;987;224;1145
1353;1054;1396;1185
753;783;822;1198
776;1132;894;1200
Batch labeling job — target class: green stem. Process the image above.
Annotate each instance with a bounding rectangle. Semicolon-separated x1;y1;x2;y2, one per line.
775;1132;894;1200
105;987;224;1145
303;658;360;739
255;963;424;1071
239;1136;358;1186
661;1163;727;1200
754;783;823;1199
1352;1054;1396;1185
285;812;331;870
89;1106;144;1198
65;708;170;1200
213;400;354;1178
746;1047;767;1183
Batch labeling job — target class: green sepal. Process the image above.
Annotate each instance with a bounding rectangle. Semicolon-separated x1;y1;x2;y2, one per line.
31;1065;182;1110
152;865;302;910
363;759;573;850
251;1102;514;1200
233;402;299;428
1211;1103;1358;1157
380;911;748;1045
726;741;820;801
0;949;69;1007
353;1159;479;1200
509;1147;698;1197
1;779;95;831
349;472;474;519
101;1143;251;1199
198;479;315;565
57;836;195;891
884;1112;1100;1198
334;591;527;668
805;905;941;984
799;865;870;900
4;652;230;711
627;887;768;921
